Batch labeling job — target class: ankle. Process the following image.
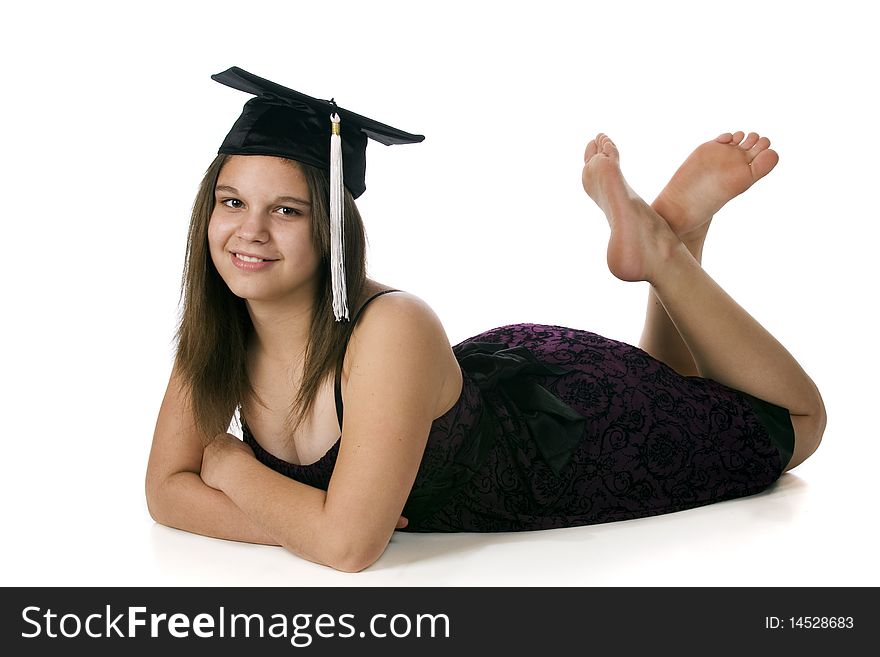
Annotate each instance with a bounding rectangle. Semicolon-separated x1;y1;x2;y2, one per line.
650;195;709;263
650;194;681;223
682;237;705;263
649;239;695;290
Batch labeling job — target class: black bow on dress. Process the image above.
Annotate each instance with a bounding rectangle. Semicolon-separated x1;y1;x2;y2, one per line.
453;341;587;475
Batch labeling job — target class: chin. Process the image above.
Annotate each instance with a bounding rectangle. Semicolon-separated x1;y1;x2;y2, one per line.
226;283;281;302
226;278;312;304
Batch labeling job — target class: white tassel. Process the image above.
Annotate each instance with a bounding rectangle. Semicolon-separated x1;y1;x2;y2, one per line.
329;112;348;321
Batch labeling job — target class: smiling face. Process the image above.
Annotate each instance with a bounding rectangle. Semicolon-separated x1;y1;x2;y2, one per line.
208;155;323;304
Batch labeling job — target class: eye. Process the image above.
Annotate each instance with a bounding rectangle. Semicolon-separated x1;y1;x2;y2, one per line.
220;198;243;209
278;206;302;217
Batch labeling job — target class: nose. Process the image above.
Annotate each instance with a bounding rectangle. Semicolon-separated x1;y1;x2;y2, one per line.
235;208;271;241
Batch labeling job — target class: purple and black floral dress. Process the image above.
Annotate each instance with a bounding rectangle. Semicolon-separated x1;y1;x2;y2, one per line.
242;290;794;532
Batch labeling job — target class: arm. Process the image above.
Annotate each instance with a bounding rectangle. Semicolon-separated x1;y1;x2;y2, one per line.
146;364;355;569
199;435;343;568
146;295;444;571
321;293;454;571
201;292;451;572
145;363;282;546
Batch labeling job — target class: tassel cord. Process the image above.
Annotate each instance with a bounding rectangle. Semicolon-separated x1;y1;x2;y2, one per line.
329;112;349;321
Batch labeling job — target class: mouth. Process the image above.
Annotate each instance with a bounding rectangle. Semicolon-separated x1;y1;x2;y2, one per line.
232;252;278;263
230;252;278;271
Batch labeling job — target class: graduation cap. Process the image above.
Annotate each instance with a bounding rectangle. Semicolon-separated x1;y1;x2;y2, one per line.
211;66;425;321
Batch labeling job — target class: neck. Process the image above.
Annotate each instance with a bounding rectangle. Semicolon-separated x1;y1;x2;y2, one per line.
245;288;317;363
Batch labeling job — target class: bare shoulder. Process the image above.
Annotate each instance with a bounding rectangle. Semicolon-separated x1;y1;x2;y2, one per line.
344;288;460;419
354;289;450;343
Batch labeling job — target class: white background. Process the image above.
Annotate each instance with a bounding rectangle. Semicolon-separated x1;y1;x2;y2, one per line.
2;0;877;586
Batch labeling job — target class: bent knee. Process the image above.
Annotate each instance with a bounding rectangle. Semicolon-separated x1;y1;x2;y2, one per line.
784;401;826;473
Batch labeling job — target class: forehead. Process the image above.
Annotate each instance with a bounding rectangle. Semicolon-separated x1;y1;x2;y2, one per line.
217;155;307;189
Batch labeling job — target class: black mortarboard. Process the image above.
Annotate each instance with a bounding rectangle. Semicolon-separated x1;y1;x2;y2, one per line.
211;66;425;321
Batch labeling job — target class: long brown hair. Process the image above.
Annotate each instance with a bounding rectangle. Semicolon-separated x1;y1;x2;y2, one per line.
173;153;368;445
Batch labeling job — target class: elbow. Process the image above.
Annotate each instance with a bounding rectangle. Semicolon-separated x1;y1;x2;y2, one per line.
144;474;169;525
325;533;386;574
145;470;190;526
319;507;391;573
146;495;166;525
145;488;164;525
339;534;391;573
333;560;367;574
333;549;379;574
274;538;373;573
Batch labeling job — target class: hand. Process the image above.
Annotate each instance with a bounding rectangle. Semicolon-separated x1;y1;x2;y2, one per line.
200;432;255;491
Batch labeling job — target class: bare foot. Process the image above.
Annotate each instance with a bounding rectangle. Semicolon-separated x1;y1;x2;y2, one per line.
582;134;680;283
652;131;779;243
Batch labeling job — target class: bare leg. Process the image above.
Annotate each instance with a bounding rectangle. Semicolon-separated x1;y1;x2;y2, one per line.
640;132;779;376
638;234;704;377
582;134;825;471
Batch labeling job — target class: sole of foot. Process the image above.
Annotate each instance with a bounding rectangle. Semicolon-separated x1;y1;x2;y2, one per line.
652;131;779;243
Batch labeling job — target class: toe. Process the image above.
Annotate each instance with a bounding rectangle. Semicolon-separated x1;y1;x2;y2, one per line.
749;148;779;180
740;132;759;150
602;138;619;158
748;136;772;156
584;139;599;162
730;131;745;145
589;133;617;160
716;132;734;143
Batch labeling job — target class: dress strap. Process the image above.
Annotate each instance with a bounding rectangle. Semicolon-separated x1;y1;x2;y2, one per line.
334;289;403;431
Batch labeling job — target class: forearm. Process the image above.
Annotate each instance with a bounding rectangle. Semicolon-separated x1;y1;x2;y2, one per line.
215;453;350;571
148;471;281;546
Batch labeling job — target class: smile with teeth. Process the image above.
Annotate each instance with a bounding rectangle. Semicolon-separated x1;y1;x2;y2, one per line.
235;253;274;262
